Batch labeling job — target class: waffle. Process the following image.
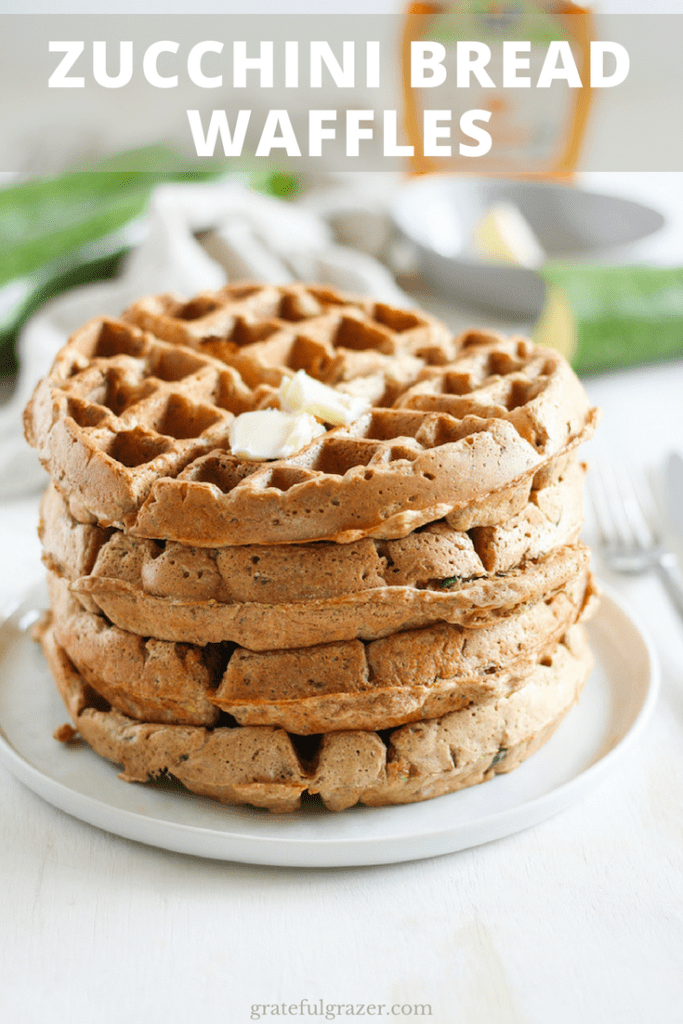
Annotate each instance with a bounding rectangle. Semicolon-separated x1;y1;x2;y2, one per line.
26;281;600;813
122;283;455;393
40;468;588;648
42;620;592;812
73;545;591;651
48;567;595;734
25;283;598;546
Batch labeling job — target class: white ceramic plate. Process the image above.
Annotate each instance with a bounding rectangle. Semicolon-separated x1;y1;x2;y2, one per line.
0;584;658;868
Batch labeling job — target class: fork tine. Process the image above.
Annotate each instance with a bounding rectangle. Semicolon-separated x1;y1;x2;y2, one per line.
614;464;658;549
586;462;614;548
588;459;633;548
586;454;683;624
588;458;655;551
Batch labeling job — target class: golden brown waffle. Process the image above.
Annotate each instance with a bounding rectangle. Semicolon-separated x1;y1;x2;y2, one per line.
40;467;589;648
76;546;591;651
48;568;596;734
25;318;271;526
42;621;592;812
25;283;597;545
122;283;455;393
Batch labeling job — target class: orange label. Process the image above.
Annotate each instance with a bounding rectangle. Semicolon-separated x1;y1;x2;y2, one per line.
401;1;595;177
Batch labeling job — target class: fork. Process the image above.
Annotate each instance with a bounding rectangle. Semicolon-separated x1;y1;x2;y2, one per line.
588;460;683;624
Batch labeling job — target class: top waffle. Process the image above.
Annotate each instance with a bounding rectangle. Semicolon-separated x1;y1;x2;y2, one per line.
25;283;597;547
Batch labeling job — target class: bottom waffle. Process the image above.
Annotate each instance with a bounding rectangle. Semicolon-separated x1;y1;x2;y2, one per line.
41;622;593;813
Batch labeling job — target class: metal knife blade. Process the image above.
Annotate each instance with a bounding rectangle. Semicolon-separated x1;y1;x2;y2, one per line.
666;452;683;541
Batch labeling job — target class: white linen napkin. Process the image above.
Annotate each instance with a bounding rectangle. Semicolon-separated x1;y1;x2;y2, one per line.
0;179;407;498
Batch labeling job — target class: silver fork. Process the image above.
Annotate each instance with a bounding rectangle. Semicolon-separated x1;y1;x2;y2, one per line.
588;459;683;624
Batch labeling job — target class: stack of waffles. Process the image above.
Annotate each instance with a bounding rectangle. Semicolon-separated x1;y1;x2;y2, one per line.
24;283;599;812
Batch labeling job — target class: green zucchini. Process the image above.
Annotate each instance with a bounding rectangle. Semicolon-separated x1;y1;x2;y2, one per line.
535;262;683;375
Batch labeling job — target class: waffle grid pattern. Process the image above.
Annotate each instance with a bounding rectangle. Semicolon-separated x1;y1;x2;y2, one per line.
25;284;596;544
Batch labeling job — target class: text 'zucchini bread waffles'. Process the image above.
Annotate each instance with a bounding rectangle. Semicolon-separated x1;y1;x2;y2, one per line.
25;282;600;812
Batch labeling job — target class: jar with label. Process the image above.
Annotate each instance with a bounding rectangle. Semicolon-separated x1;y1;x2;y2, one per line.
401;1;595;176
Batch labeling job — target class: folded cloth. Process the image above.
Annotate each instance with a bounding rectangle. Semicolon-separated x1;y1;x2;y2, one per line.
0;180;408;499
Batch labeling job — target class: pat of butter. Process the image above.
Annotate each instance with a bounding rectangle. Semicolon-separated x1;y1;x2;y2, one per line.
279;370;370;425
471;202;545;270
229;409;326;461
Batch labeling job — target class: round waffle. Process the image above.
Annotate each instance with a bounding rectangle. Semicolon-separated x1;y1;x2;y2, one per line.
47;568;596;735
42;621;593;812
40;466;589;649
25;283;597;546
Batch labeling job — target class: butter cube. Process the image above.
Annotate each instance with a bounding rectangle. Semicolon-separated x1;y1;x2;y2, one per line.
279;370;370;425
229;409;326;461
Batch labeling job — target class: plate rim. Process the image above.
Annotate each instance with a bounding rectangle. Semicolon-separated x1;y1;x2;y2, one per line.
0;583;660;867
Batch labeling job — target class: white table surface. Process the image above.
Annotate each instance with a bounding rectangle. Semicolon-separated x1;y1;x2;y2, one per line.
2;177;683;1024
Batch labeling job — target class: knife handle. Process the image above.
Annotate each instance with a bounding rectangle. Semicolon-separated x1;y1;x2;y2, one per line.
656;551;683;625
